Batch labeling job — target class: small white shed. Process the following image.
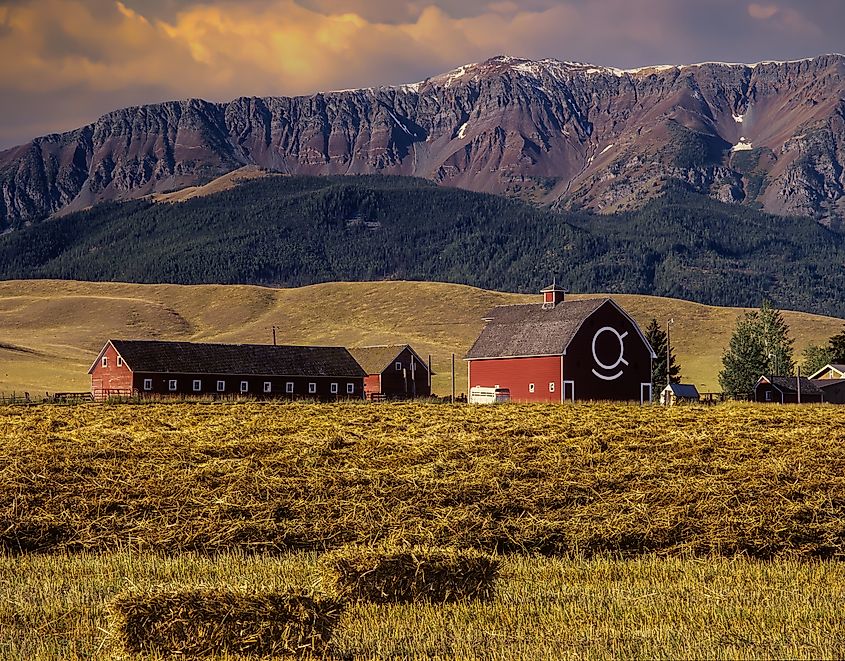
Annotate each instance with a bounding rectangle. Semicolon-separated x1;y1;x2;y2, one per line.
660;383;700;406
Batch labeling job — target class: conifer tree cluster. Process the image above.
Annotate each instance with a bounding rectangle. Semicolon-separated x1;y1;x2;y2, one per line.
719;301;794;397
830;326;845;364
645;318;681;393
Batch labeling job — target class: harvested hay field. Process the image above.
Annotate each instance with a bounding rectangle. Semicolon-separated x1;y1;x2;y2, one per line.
319;546;499;604
111;588;342;657
2;402;845;558
3;551;845;660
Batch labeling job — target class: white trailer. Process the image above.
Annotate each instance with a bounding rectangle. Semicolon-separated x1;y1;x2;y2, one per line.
469;386;512;404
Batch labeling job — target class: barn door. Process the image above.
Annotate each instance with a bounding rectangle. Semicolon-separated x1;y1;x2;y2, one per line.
563;380;575;403
640;383;652;404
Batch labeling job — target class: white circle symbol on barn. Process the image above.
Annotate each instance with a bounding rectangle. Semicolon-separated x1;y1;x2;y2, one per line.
591;326;629;381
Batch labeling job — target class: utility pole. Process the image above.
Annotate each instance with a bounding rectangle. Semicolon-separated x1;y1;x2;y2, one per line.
270;325;278;346
666;318;674;386
451;353;456;404
797;366;801;404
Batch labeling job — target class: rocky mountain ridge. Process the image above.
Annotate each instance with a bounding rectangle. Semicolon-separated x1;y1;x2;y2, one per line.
2;53;844;227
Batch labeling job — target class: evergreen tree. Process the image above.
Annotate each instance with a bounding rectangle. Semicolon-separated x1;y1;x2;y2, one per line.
829;325;845;363
719;311;767;396
645;318;681;393
802;343;835;376
757;300;795;376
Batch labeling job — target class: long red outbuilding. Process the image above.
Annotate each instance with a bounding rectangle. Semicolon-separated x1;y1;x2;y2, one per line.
89;339;366;401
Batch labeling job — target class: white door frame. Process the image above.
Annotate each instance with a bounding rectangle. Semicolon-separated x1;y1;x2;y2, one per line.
563;380;575;403
640;382;652;404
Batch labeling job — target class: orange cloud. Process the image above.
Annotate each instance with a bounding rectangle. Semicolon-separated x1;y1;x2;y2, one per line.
748;3;780;20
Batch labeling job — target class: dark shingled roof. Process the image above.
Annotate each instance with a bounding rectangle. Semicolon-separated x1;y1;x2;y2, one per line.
763;376;823;395
99;340;366;377
466;298;610;359
664;383;700;398
349;345;432;375
812;379;845;390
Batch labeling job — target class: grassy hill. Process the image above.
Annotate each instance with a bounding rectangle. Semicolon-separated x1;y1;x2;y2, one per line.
0;279;842;395
3;174;845;317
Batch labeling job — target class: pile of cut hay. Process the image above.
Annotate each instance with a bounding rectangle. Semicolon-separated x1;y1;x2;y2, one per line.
319;546;500;604
110;587;343;657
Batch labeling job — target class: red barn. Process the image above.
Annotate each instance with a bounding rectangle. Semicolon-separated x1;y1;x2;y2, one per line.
88;340;366;401
349;345;432;399
465;284;656;403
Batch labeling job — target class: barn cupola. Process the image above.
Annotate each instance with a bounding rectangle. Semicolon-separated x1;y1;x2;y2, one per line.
541;281;566;309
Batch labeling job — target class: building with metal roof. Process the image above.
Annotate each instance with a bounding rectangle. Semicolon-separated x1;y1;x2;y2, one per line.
466;285;656;403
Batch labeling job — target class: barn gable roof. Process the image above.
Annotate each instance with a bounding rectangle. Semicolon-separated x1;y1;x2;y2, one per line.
808;363;845;379
757;376;823;395
348;345;432;375
89;340;366;378
465;298;656;360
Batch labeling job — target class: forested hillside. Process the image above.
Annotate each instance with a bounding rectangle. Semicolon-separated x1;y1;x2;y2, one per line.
1;175;844;316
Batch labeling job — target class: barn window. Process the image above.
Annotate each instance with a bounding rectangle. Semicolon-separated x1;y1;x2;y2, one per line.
347;383;354;394
101;356;108;367
217;380;225;392
548;382;555;393
395;362;402;371
168;379;177;391
116;356;123;367
193;380;201;392
143;378;152;391
308;382;317;394
331;383;338;394
529;383;535;393
286;382;294;394
263;381;272;393
765;390;772;402
240;381;249;393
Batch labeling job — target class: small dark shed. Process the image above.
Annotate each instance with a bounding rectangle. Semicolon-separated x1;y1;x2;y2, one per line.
754;376;824;404
349;345;432;399
813;379;845;404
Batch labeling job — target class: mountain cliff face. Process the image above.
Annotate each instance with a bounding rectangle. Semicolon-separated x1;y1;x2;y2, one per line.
2;54;844;227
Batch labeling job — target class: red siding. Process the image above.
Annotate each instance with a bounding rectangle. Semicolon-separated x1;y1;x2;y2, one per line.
469;356;562;403
363;374;381;398
376;347;431;398
90;343;133;397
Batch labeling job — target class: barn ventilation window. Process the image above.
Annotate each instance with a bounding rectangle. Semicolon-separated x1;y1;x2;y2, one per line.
168;379;177;391
143;379;152;391
217;380;225;392
308;382;317;394
263;381;272;393
347;383;354;394
529;383;535;393
101;356;108;367
193;380;201;392
330;383;338;394
240;381;249;393
395;362;402;371
765;390;772;402
549;382;555;393
286;382;294;394
116;356;123;367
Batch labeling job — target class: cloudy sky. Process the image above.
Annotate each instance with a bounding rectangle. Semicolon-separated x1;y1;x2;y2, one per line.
1;0;842;148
